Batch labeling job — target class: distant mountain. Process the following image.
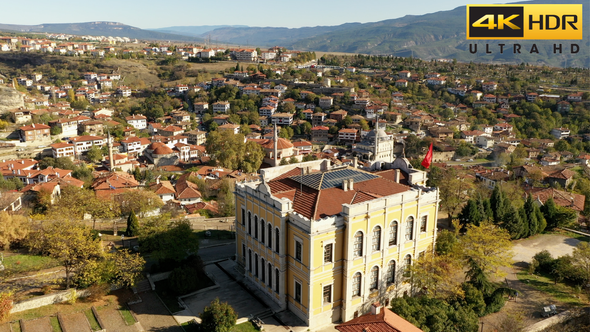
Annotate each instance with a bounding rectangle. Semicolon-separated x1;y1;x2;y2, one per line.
150;25;249;37
0;21;203;42
197;0;588;67
197;23;363;47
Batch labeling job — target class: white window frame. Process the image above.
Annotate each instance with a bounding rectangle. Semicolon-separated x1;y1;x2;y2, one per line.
294;236;303;262
323;241;334;264
322;284;333;304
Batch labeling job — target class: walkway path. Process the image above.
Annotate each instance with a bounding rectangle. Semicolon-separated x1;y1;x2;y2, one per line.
129;291;183;332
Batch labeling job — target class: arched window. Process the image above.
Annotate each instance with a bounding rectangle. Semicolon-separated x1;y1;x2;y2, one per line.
389;221;398;246
254;216;258;239
405;216;414;241
275;268;280;293
261;258;265;282
267;224;273;249
370;266;379;290
268;263;273;288
405;254;412;266
254;253;259;277
387;260;396;284
353;231;363;257
261;220;265;245
372;226;381;251
275;228;280;253
352;272;362;296
248;249;252;272
247;212;252;235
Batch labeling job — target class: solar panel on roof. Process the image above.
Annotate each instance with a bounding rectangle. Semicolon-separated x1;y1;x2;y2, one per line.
289;168;378;190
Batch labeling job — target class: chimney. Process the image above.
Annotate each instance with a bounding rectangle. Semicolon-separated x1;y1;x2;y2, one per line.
395;169;401;183
156;175;160;185
343;180;348;192
348;178;354;190
371;302;381;315
353;157;358;168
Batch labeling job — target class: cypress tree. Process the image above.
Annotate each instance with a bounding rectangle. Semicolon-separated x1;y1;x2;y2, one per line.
536;206;547;233
524;194;539;237
503;205;524;239
541;197;558;230
489;186;504;223
519;207;529;239
126;210;140;237
459;199;482;228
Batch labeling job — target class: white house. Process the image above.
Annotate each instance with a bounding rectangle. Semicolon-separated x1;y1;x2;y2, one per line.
126;115;147;130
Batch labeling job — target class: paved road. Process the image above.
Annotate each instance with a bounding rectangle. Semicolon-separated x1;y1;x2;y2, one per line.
198;242;235;263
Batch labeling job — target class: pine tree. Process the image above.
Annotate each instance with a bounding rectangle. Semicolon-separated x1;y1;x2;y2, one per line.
126;211;139;237
536;206;547;233
541;197;558;229
519;207;529;239
479;198;492;222
459;199;482;228
503;205;524;239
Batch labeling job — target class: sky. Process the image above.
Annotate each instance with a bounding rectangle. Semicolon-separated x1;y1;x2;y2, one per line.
0;0;513;29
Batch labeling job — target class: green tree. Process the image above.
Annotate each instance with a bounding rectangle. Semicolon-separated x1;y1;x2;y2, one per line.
503;204;525;239
86;145;103;163
460;223;513;279
126;211;140;237
206;130;264;171
458;199;481;228
0;212;30;250
28;220;102;288
138;218;200;262
110;249;145;288
199;298;237;332
571;242;590;284
118;190;164;217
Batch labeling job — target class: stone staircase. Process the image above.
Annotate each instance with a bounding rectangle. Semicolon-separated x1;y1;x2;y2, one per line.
134;279;152;293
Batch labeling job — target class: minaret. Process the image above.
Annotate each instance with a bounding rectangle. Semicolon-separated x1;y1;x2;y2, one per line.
107;130;114;171
373;116;379;161
273;124;278;166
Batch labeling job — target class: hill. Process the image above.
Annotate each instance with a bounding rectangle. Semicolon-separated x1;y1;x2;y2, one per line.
0;21;203;42
150;25;249;37
196;0;588;67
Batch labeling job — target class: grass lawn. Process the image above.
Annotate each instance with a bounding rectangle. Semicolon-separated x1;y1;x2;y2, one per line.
231;321;259;332
10;321;21;332
9;294;119;322
118;307;135;326
49;316;62;332
517;270;585;306
195;229;235;240
3;254;59;275
84;309;101;331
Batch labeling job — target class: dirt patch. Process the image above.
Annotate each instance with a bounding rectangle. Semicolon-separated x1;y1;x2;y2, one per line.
0;323;11;332
21;317;52;332
105;59;161;88
59;312;91;332
94;309;137;332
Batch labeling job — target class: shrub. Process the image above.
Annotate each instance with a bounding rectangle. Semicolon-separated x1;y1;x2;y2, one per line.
0;292;13;322
461;283;486;317
484;288;508;315
86;284;111;302
41;285;53;295
533;250;554;273
168;266;199;295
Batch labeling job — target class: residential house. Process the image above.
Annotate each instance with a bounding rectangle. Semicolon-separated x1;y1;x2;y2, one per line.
338;128;358;143
311;126;330;143
319;97;333;109
218;123;240;135
19;124;51;142
336;303;423;332
550;128;570;139
271;113;294;126
194;102;209;114
330;110;348;122
69;135;105;155
186;130;207;145
50;142;75;159
212;101;231;113
126;115;147;130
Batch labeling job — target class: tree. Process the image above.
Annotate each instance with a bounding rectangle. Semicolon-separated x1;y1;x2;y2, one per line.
138;218;200;262
206;130;264;171
86;145;103;163
126;211;140;237
0;212;30;250
541;198;577;230
117;190;164;217
438;168;473;219
110;249;145;288
408;250;463;299
489;186;505;223
460;223;513;279
458;199;482;228
199;298;237;332
28;220;102;288
502;204;525;239
571;242;590;284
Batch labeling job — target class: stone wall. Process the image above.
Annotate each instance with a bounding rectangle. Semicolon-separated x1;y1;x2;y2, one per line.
11;289;89;313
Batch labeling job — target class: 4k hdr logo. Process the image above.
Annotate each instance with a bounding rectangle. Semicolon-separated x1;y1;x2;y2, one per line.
467;4;583;40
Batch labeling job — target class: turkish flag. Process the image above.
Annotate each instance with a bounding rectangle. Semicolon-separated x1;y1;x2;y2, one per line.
421;143;433;169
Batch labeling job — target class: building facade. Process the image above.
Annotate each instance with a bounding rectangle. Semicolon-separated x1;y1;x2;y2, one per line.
234;159;439;329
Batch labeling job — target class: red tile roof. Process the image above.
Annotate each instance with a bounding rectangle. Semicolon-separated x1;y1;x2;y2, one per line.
336;307;423;332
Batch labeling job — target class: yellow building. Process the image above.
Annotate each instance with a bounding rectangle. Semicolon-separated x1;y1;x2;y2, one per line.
234;158;439;328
